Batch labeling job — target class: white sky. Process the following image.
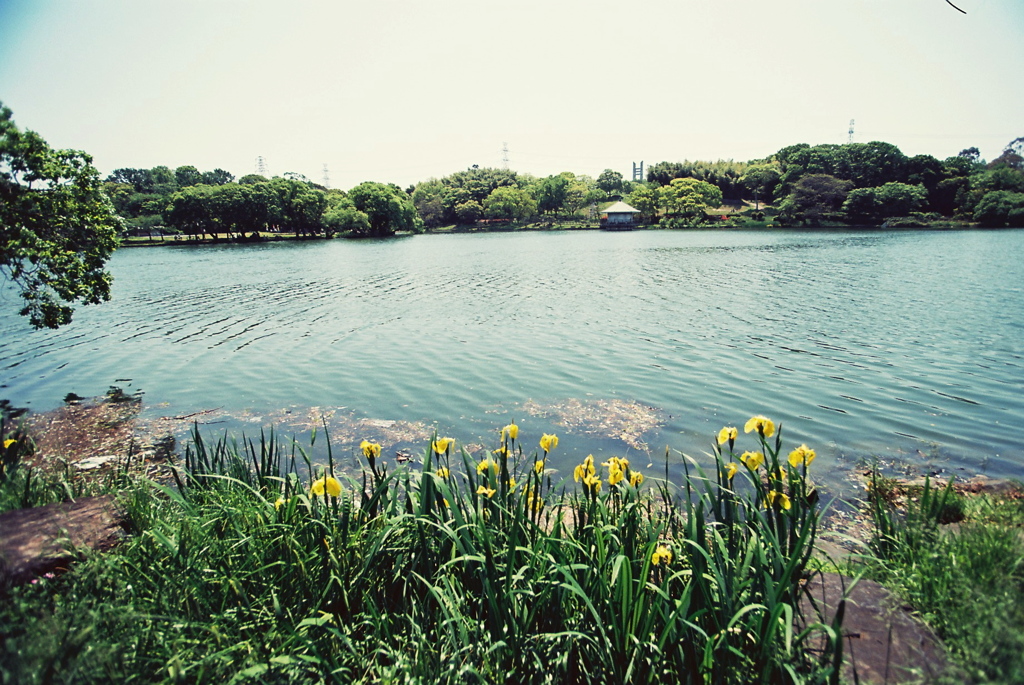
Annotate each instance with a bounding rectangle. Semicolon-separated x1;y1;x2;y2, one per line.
1;0;1020;191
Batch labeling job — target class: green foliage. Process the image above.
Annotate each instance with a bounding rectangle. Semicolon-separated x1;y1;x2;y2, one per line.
778;174;853;226
483;185;536;222
973;190;1024;227
841;182;927;224
596;168;624;196
658;178;724;223
1;421;841;684
868;476;1024;683
0;102;123;329
347;181;421;236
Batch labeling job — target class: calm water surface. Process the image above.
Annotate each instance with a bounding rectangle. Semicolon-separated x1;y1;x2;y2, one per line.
2;229;1022;494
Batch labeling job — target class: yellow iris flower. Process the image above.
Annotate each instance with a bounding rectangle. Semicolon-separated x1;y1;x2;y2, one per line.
3;439;15;449
539;434;559;453
573;455;595;482
725;462;738;480
432;437;454;454
651;544;673;566
630;471;645;487
717;427;738;445
744;415;776;438
274;497;286;511
476;458;497;475
502;423;519;440
766;490;792;510
582;473;602;494
740;451;764;470
436;467;450;478
787;444;816;469
311;476;341;498
477;485;496;499
360;440;382;460
534;460;546;475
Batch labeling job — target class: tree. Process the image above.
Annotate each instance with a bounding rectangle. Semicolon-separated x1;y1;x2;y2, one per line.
483;186;536;222
202;168;235;186
175;165;204;188
596;169;624;196
658;178;723;222
842;182;927;223
0;102;122;328
739;163;781;209
625;185;659;223
322;195;370;236
348;181;420;236
534;174;570;216
779;174;853;225
974;191;1024;227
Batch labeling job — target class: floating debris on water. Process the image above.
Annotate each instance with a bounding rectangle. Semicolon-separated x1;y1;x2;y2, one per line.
521;398;663;452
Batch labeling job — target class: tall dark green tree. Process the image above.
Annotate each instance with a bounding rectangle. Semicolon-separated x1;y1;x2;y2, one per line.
0;102;123;328
348;182;420;236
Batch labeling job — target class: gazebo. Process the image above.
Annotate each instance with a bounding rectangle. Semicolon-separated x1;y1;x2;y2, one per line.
600;201;641;230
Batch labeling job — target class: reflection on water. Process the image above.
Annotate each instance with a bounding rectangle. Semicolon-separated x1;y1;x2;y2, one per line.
2;229;1022;496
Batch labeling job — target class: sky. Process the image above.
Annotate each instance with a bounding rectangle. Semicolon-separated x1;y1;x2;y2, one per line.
0;0;1021;191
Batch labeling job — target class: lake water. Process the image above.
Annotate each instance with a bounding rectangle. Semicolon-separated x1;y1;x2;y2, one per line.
2;229;1022;496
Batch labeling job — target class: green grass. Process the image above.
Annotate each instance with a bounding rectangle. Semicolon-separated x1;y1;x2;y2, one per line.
1;421;843;684
867;473;1024;684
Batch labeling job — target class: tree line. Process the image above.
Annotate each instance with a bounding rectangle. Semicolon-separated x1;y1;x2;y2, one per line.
105;137;1024;240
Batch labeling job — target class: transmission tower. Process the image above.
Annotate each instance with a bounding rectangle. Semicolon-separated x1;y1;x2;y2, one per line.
848;119;855;144
501;142;510;170
632;161;644;182
256;156;269;176
322;164;330;189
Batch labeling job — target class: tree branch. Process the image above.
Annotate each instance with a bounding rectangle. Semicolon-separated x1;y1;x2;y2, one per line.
946;0;966;14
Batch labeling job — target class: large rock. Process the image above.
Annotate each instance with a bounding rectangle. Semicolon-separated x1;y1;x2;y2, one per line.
801;572;950;683
0;495;125;587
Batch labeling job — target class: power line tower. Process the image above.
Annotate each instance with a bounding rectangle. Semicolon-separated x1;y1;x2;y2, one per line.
848;119;855;144
632;161;644;182
501;142;510;170
322;164;330;189
256;156;269;176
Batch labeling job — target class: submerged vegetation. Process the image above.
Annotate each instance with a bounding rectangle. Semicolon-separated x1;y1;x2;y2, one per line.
1;417;848;684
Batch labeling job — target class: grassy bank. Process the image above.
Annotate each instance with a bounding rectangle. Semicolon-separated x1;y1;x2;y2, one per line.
1;419;843;684
865;474;1024;684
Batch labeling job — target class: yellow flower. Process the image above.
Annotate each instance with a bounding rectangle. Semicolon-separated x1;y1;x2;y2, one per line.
525;489;543;513
573;455;596;482
582;473;602;494
744;415;776;438
507;477;517;491
432;437;454;454
436;467;450;478
772;466;787;481
493;445;509;458
442;498;450;508
274;497;286;511
534;460;546;475
603;457;628;486
630;471;645;487
725;462;738;480
502;423;519;440
311;476;341;498
787;444;816;469
651;544;673;566
539;433;559;453
717;427;738;445
476;458;497;475
740;451;764;470
3;439;15;449
477;485;496;499
360;440;381;460
766;490;792;510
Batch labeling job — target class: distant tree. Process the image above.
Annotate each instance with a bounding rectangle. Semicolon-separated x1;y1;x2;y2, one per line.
596;169;624;196
164;185;218;238
483;186;536;222
0;102;123;328
322;196;370;236
534;174;570;216
739;163;781;209
842;182;927;223
175;165;204;187
974;191;1024;227
779;174;853;225
659;178;723;223
411;179;447;227
238;173;268;185
625;185;659;223
348;181;420;236
454;200;484;224
202;168;234;186
563;174;603;216
106;167;154;193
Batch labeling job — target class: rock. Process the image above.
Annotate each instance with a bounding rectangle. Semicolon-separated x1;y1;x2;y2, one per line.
0;495;126;588
801;572;949;684
76;454;119;471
